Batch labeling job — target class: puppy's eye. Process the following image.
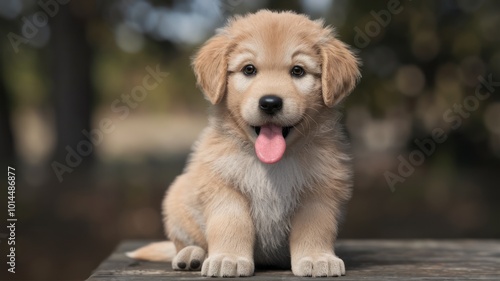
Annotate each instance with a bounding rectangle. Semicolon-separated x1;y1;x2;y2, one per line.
242;64;257;76
291;66;305;77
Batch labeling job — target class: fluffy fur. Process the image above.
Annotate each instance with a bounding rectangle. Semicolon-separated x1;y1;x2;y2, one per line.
127;10;361;277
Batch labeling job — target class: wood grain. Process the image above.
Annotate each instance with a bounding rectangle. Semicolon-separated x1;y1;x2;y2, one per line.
87;240;500;280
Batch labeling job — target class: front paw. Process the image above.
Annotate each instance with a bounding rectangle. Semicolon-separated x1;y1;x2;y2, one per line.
292;254;345;277
201;254;254;277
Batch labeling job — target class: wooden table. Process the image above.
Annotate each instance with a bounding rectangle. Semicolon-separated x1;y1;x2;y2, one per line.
87;240;500;280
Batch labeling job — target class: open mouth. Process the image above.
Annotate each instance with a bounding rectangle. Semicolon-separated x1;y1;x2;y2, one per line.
251;121;301;164
252;126;292;138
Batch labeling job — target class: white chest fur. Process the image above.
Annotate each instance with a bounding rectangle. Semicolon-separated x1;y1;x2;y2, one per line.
211;152;311;261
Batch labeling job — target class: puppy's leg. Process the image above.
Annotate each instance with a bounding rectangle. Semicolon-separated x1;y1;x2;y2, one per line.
290;192;346;277
201;184;255;277
164;175;208;271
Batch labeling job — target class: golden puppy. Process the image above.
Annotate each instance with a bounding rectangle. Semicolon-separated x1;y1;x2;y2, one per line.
128;10;360;277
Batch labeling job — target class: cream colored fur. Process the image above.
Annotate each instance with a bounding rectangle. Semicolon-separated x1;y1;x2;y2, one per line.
127;10;360;277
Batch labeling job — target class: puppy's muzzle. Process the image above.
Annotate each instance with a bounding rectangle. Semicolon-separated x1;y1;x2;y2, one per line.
259;95;283;115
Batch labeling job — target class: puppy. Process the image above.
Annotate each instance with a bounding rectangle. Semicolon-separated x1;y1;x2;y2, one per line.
128;10;360;277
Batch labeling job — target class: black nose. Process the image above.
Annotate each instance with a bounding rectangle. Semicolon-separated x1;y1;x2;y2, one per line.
259;95;283;115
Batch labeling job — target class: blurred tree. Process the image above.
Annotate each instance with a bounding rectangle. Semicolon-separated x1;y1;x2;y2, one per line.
0;54;15;164
50;2;94;163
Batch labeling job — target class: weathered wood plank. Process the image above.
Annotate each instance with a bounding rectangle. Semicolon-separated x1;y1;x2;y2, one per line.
87;240;500;280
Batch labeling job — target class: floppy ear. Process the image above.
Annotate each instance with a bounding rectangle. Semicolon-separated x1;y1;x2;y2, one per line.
192;34;230;105
320;36;361;107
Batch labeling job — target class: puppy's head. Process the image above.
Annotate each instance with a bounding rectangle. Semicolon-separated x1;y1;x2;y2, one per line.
193;10;360;164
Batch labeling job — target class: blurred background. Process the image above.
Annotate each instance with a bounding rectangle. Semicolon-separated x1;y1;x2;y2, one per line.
0;0;499;280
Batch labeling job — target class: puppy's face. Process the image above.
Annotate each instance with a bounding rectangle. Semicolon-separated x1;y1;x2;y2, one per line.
226;26;322;141
193;11;360;164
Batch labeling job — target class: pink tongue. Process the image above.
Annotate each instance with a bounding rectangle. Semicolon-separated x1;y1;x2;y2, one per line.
255;124;286;164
